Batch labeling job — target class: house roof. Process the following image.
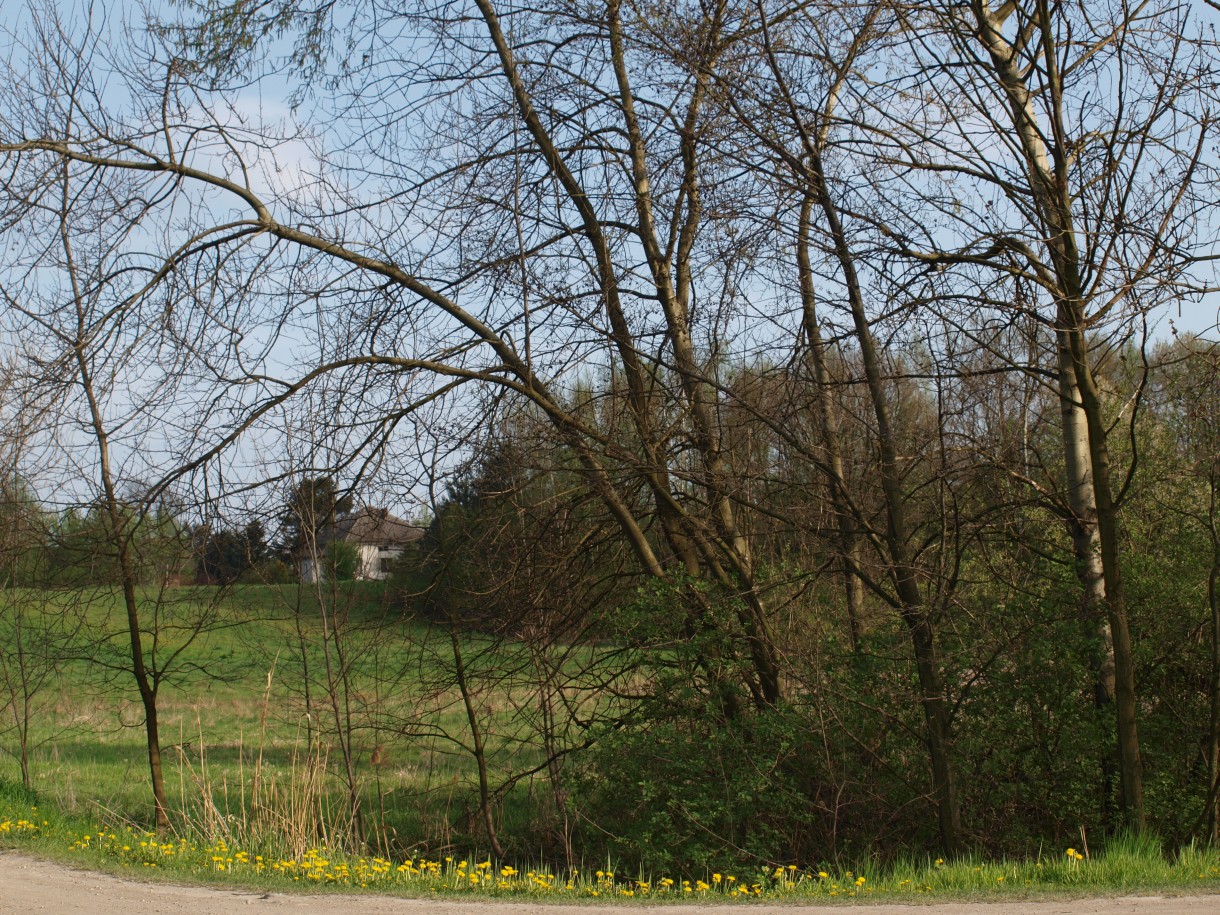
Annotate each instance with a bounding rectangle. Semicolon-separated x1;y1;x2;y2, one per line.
324;507;423;547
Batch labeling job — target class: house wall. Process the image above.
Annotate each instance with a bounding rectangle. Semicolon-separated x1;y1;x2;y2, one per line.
299;544;407;583
356;544;403;581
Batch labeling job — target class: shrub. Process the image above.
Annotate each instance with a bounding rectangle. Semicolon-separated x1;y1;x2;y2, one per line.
326;541;359;581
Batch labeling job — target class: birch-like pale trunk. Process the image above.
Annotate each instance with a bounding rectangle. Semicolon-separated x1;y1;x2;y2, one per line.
1056;329;1119;813
968;0;1145;829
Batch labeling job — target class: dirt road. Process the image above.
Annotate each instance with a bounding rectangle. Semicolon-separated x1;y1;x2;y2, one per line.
2;853;1219;914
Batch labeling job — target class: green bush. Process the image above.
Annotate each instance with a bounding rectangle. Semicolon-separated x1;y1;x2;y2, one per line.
574;705;813;873
326;541;359;581
239;557;297;584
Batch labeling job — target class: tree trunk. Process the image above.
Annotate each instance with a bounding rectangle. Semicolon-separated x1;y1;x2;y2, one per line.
797;193;864;651
802;146;963;854
967;0;1145;831
114;503;170;832
450;619;504;858
69;247;170;832
1055;331;1118;818
1209;518;1220;844
1063;320;1145;830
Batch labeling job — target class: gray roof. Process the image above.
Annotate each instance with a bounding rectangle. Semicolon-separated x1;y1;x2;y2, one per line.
324;508;423;547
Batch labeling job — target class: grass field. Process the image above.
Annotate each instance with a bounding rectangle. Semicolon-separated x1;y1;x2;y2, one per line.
7;583;1220;903
0;582;568;858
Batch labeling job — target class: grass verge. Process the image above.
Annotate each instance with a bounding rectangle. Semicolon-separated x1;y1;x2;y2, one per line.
4;781;1220;903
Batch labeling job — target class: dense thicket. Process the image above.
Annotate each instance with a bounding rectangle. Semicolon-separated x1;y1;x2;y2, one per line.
404;341;1220;866
0;0;1218;867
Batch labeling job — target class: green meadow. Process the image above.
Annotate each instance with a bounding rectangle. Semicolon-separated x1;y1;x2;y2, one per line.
5;583;1220;903
0;582;562;856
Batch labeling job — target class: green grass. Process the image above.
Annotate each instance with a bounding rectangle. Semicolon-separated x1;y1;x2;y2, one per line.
6;584;1220;903
4;779;1220;902
0;582;564;856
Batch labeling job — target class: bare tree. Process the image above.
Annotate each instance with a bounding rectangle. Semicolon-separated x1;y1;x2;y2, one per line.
870;0;1218;830
0;8;234;826
2;0;1218;859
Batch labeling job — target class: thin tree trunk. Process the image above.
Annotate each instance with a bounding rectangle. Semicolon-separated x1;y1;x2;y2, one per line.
1209;508;1220;844
605;0;782;704
1200;402;1220;842
4;611;33;790
531;643;572;866
293;596;315;753
19;731;30;790
307;532;364;843
800;145;962;854
797;193;864;651
60;176;170;831
842;237;961;854
449;620;503;858
102;437;171;832
751;7;959;848
475;0;783;707
843;238;961;855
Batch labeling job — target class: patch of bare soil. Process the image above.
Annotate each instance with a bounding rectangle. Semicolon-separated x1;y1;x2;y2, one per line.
2;852;1219;915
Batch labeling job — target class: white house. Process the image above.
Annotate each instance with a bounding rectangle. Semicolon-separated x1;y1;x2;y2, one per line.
299;507;423;583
